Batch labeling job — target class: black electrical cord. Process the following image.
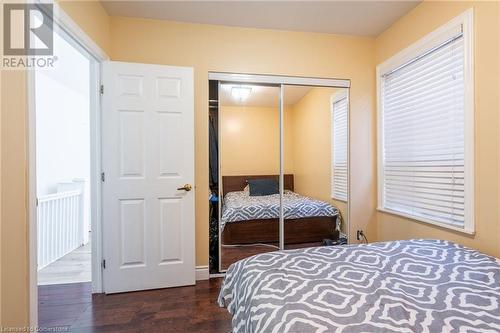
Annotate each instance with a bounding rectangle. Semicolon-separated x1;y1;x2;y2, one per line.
357;230;368;244
362;233;368;244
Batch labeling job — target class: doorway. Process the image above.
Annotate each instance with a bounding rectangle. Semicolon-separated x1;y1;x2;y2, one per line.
35;28;93;286
28;8;105;328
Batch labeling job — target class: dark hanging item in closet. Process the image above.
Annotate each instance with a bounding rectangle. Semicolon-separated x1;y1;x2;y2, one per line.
209;196;219;274
208;79;219;273
208;80;219;189
209;116;218;188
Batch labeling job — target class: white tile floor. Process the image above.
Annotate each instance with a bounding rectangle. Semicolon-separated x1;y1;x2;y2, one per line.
38;237;91;285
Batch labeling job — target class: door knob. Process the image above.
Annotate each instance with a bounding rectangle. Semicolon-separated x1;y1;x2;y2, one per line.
177;184;192;192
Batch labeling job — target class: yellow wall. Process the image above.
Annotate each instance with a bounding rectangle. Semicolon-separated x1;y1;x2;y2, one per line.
220;106;294;177
57;0;111;55
0;0;110;327
290;87;348;231
109;16;377;266
1;71;28;327
375;1;500;258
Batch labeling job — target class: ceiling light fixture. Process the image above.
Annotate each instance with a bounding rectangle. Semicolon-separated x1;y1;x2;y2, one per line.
231;86;252;101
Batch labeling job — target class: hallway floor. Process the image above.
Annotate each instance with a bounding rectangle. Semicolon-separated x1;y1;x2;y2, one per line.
38;239;91;285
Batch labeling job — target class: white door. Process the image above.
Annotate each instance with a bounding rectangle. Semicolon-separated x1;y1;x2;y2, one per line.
102;61;194;293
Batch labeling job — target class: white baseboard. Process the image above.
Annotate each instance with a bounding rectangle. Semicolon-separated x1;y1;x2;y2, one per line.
195;265;209;281
209;273;225;278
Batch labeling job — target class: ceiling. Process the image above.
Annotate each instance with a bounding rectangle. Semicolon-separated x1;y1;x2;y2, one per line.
220;84;314;107
101;1;421;37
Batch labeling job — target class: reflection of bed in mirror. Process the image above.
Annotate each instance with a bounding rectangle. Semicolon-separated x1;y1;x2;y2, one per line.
220;175;339;245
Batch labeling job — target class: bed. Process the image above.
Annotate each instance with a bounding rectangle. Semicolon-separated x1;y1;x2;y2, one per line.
221;175;339;245
218;239;500;333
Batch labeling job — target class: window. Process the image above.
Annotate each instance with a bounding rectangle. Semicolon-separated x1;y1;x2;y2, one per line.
331;93;348;201
377;10;474;233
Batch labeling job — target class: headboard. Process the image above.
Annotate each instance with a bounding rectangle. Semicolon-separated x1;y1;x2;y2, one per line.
222;174;294;196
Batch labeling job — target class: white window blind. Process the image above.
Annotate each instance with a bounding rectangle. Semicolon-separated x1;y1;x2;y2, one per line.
380;31;467;228
332;97;348;201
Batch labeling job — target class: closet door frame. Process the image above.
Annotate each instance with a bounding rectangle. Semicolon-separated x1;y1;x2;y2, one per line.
209;72;351;273
279;84;285;250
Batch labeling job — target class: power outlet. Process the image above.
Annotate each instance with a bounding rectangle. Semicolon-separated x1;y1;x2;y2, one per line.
356;230;364;241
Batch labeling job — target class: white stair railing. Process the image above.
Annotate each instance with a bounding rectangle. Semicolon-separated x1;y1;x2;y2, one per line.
37;188;84;270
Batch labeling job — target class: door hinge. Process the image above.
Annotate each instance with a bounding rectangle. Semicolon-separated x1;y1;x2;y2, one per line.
102;259;106;269
100;84;104;95
35;198;39;207
101;172;105;182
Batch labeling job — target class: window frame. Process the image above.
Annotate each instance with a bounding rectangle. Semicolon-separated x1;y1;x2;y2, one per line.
331;90;349;202
376;9;475;234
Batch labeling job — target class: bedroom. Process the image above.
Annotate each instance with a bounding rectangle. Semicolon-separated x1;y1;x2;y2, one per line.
1;0;499;332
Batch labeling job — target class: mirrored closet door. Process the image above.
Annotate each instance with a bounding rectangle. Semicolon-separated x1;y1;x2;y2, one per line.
282;86;349;250
219;83;281;270
208;74;350;273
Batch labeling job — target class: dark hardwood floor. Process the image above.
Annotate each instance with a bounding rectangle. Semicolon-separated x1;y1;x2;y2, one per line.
38;278;232;332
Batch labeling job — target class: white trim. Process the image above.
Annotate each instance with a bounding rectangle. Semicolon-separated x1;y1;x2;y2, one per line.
376;11;466;77
376;65;384;230
208;72;350;88
378;207;475;235
28;4;107;326
331;90;348;103
27;69;38;329
462;9;475;236
90;62;103;293
346;89;351;244
217;81;223;273
279;84;284;251
195;266;209;281
35;1;109;61
376;9;475;234
209;273;226;279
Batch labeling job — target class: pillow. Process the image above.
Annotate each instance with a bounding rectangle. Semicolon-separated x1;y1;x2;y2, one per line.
247;179;279;196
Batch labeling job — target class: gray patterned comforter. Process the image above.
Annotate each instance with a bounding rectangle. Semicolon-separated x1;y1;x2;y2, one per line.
221;190;339;230
218;239;500;333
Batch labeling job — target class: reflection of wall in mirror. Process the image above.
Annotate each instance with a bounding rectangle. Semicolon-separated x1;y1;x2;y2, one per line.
290;87;349;233
220;87;348;233
220;105;294;175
